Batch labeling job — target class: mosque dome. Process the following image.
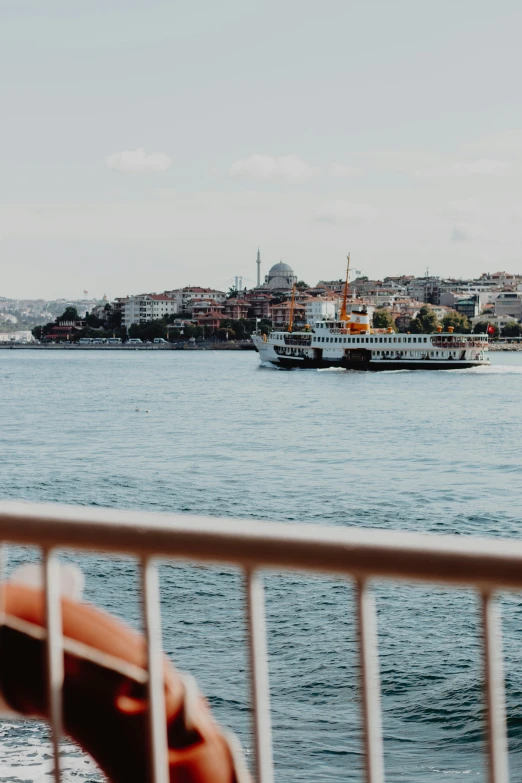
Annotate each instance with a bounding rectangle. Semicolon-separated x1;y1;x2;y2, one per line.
268;262;294;277
264;261;297;290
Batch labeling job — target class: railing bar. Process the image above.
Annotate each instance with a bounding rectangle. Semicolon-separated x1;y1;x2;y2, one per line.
481;592;509;783
0;544;7;622
141;557;169;783
43;549;63;783
9;501;522;591
356;579;385;783
245;569;274;783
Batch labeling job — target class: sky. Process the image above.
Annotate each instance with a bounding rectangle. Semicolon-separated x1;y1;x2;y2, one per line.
2;0;522;299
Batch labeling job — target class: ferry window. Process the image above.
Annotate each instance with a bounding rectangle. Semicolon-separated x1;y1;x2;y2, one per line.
356;337;360;343
365;338;369;343
379;337;383;343
424;338;427;343
408;338;411;343
413;338;417;343
393;338;397;343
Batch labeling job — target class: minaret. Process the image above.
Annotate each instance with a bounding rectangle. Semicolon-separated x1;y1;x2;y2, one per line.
256;248;261;287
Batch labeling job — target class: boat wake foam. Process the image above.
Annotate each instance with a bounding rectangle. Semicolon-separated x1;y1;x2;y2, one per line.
0;729;100;782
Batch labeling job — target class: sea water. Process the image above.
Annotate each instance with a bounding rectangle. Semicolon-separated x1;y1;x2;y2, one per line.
1;349;522;782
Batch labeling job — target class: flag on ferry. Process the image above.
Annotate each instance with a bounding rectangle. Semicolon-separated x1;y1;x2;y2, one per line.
487;325;495;334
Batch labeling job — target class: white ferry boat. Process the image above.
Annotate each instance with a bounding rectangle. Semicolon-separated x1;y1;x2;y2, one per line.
252;257;489;371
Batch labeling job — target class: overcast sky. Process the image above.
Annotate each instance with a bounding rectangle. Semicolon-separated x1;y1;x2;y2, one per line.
2;0;522;299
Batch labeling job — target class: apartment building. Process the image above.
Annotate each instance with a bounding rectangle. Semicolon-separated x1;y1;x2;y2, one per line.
122;294;178;328
494;292;522;319
223;298;250;320
270;301;305;328
304;298;336;325
164;287;227;314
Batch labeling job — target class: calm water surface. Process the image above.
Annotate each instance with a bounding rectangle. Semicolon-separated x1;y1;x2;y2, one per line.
1;350;522;782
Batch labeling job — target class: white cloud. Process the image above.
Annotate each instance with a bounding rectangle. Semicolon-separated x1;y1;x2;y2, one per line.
106;148;172;173
229;154;320;180
314;200;376;224
415;159;510;178
451;223;478;242
447;199;477;214
443;200;479;221
329;163;359;177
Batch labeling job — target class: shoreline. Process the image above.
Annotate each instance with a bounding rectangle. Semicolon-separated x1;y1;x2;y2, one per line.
0;341;256;351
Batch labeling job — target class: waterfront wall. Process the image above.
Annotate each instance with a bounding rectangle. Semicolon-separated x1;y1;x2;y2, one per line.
0;341;255;351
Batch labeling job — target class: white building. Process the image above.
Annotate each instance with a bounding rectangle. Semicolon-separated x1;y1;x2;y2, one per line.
470;314;513;330
494;292;522;320
304;298;336;325
0;330;35;343
163;287;227;314
122;294;179;328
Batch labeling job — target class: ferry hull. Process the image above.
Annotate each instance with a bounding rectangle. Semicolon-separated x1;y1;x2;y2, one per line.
270;356;488;371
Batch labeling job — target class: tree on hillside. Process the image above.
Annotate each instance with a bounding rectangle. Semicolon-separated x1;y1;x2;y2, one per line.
220;318;248;339
105;305;122;330
32;323;55;340
442;311;471;333
408;305;440;334
372;309;395;330
128;319;167;341
217;328;235;341
473;321;498;338
295;280;310;290
227;286;239;299
84;312;103;328
56;306;80;323
501;321;522;337
186;325;204;340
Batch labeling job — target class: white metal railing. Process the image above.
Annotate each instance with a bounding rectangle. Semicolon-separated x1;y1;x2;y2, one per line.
0;501;519;783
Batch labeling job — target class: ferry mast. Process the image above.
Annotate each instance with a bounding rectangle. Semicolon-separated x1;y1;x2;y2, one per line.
288;283;296;332
339;253;350;322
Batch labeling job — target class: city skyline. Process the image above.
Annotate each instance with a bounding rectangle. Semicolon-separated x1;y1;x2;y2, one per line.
2;1;522;298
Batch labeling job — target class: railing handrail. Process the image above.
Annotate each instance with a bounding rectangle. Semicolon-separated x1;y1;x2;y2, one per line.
1;501;522;590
